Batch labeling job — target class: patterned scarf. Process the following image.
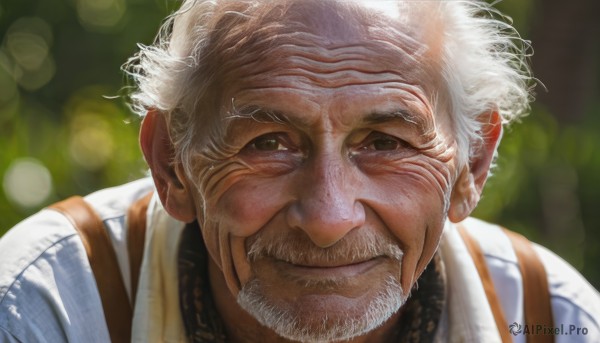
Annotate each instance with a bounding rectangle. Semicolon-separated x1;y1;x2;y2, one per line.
178;223;446;342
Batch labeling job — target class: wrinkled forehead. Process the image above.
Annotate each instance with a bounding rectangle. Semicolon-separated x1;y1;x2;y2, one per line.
177;0;447;117
212;1;443;73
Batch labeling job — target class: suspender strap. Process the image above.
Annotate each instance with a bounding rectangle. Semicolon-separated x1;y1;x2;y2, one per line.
457;225;512;343
127;192;153;308
504;229;555;343
48;196;132;343
459;224;555;343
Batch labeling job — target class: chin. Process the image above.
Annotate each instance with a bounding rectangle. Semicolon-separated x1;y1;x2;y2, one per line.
237;275;406;342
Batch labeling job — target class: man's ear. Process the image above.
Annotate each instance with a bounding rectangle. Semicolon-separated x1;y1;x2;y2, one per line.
140;109;196;223
448;111;503;223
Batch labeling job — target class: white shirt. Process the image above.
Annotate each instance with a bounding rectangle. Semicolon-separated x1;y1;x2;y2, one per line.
0;178;598;342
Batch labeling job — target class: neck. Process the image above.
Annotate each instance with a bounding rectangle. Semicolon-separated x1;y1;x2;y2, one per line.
207;257;402;343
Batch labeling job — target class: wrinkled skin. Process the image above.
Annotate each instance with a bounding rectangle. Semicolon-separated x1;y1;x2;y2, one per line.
141;2;501;342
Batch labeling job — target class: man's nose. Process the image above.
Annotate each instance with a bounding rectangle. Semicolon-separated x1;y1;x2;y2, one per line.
286;156;366;248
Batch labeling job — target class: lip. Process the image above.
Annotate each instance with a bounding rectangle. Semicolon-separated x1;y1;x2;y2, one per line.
273;257;384;279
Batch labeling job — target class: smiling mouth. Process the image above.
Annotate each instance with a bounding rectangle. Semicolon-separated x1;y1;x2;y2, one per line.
273;257;384;279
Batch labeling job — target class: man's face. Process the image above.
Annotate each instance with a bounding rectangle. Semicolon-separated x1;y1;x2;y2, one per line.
193;3;458;341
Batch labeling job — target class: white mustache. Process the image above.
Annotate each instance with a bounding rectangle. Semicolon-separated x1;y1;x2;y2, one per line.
246;229;404;266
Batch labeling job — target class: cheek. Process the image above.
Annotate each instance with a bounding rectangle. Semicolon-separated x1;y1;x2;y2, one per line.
200;173;294;294
364;158;452;290
211;177;292;237
198;155;294;236
367;156;454;219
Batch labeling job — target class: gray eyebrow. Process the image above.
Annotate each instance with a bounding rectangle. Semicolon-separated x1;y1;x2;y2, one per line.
224;100;287;123
224;101;313;129
362;109;422;127
224;100;427;132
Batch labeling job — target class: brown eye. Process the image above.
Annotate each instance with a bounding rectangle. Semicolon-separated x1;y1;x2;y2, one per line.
372;138;400;151
250;134;289;151
363;132;406;151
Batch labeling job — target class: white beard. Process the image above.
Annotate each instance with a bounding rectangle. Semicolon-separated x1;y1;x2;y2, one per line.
237;275;406;342
237;229;406;342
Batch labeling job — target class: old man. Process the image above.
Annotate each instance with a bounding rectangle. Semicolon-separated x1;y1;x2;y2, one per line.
0;0;598;342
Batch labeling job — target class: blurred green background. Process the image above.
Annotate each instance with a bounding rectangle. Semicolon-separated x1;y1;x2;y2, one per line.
1;0;599;289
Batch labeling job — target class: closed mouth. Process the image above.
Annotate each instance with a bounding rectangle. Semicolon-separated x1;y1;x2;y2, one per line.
272;256;385;279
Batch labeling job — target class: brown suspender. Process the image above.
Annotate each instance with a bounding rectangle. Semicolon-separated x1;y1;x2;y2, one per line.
457;225;513;343
458;225;555;343
504;229;555;343
48;193;152;343
126;192;153;309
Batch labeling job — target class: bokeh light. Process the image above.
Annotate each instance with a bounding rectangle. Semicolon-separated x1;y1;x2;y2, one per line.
76;0;127;32
3;158;53;209
3;17;55;91
69;112;115;171
0;51;18;106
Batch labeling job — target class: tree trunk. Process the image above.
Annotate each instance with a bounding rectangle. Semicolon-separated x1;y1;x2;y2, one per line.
530;0;600;123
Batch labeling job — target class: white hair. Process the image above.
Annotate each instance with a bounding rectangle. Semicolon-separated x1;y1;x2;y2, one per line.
438;1;534;166
123;0;534;176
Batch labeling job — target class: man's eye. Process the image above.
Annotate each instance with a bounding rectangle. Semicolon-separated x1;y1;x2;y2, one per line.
371;138;400;151
250;134;289;151
363;133;407;151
